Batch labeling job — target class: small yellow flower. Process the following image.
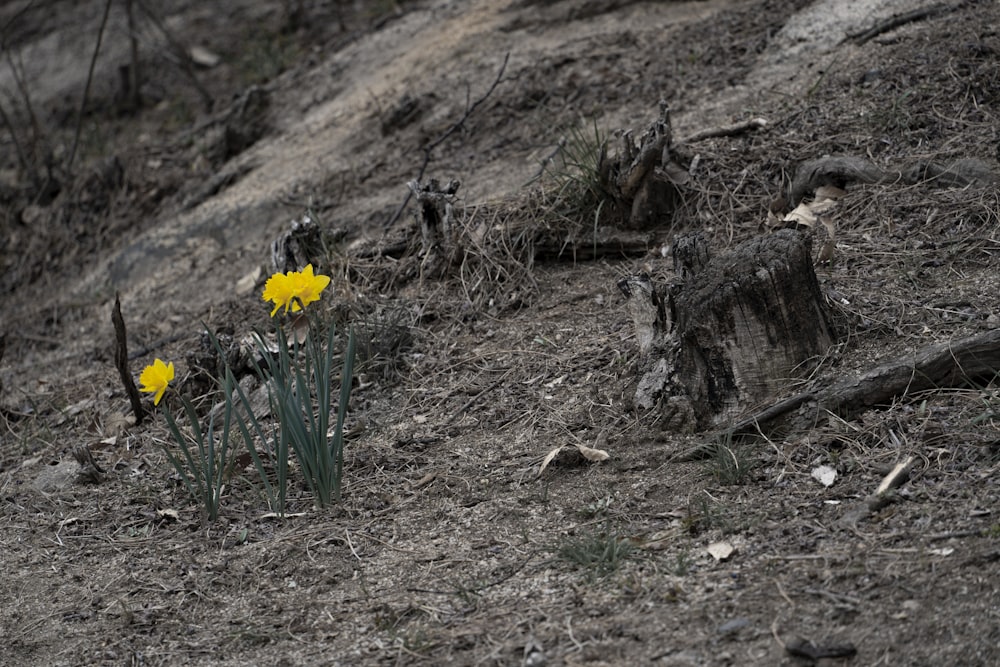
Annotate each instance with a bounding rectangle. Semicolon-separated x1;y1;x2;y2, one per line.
262;264;331;317
139;358;174;406
262;272;297;317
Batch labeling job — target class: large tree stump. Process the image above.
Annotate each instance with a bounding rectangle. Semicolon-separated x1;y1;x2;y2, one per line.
620;229;834;429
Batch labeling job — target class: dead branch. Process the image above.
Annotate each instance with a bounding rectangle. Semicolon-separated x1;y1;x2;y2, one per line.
789;155;998;205
678;117;768;145
135;0;213;111
3;42;56;194
785;639;857;661
125;0;142;111
68;0;113;172
734;327;1000;435
384;52;510;229
5;48;42;158
409;177;461;274
0;1;36;43
846;3;950;44
0;97;29;176
674;328;1000;461
789;156;889;205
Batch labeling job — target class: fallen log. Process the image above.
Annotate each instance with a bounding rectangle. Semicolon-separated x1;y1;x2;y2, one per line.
788;155;998;205
731;327;1000;436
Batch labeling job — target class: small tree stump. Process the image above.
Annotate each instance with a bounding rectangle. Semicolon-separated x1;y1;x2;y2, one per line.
409;178;461;278
621;229;834;429
598;100;687;230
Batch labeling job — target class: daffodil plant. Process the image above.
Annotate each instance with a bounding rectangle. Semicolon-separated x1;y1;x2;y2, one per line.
142;263;355;518
140;357;238;522
254;264;356;509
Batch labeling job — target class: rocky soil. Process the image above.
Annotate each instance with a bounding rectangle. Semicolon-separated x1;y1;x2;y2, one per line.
2;0;999;665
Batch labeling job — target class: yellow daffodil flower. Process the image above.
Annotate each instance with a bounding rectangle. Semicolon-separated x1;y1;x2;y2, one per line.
139;358;174;406
262;264;331;316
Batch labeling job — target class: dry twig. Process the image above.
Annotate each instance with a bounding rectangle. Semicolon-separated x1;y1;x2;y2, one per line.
846;3;950;44
384;52;510;229
68;0;113;171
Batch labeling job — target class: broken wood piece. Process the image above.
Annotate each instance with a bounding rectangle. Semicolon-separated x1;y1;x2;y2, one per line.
408;178;462;279
875;455;916;496
839;456;918;529
384;53;509;230
671;231;711;280
410;178;461;251
271;213;324;274
617;273;666;357
73;444;105;484
785;638;857;660
112;293;147;425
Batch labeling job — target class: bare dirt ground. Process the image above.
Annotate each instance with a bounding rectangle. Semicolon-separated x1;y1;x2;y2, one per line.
2;0;999;665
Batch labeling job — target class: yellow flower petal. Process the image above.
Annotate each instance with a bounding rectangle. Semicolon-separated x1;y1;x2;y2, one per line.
139;358;174;406
262;264;331;317
262;272;297;316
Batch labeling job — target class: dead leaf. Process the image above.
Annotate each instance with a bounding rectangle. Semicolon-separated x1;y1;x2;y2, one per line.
537;446;564;476
814;184;846;200
783;185;843;227
707;541;735;561
818;238;837;264
784;186;842;263
634;527;682;550
286;314;310;345
811;465;837;487
662;161;690;186
411;472;437;489
544;375;566;389
232;452;253;471
783;199;832;228
235;266;263;295
575;443;609;462
65;397;95;416
189;45;221;68
157;509;180;521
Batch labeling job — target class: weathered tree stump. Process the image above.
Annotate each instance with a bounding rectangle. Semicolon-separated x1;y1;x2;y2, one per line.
598;100;688;230
271;213;324;274
409;178;461;277
620;229;834;430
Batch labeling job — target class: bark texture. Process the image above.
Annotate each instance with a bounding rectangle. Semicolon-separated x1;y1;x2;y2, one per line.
622;229;834;429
